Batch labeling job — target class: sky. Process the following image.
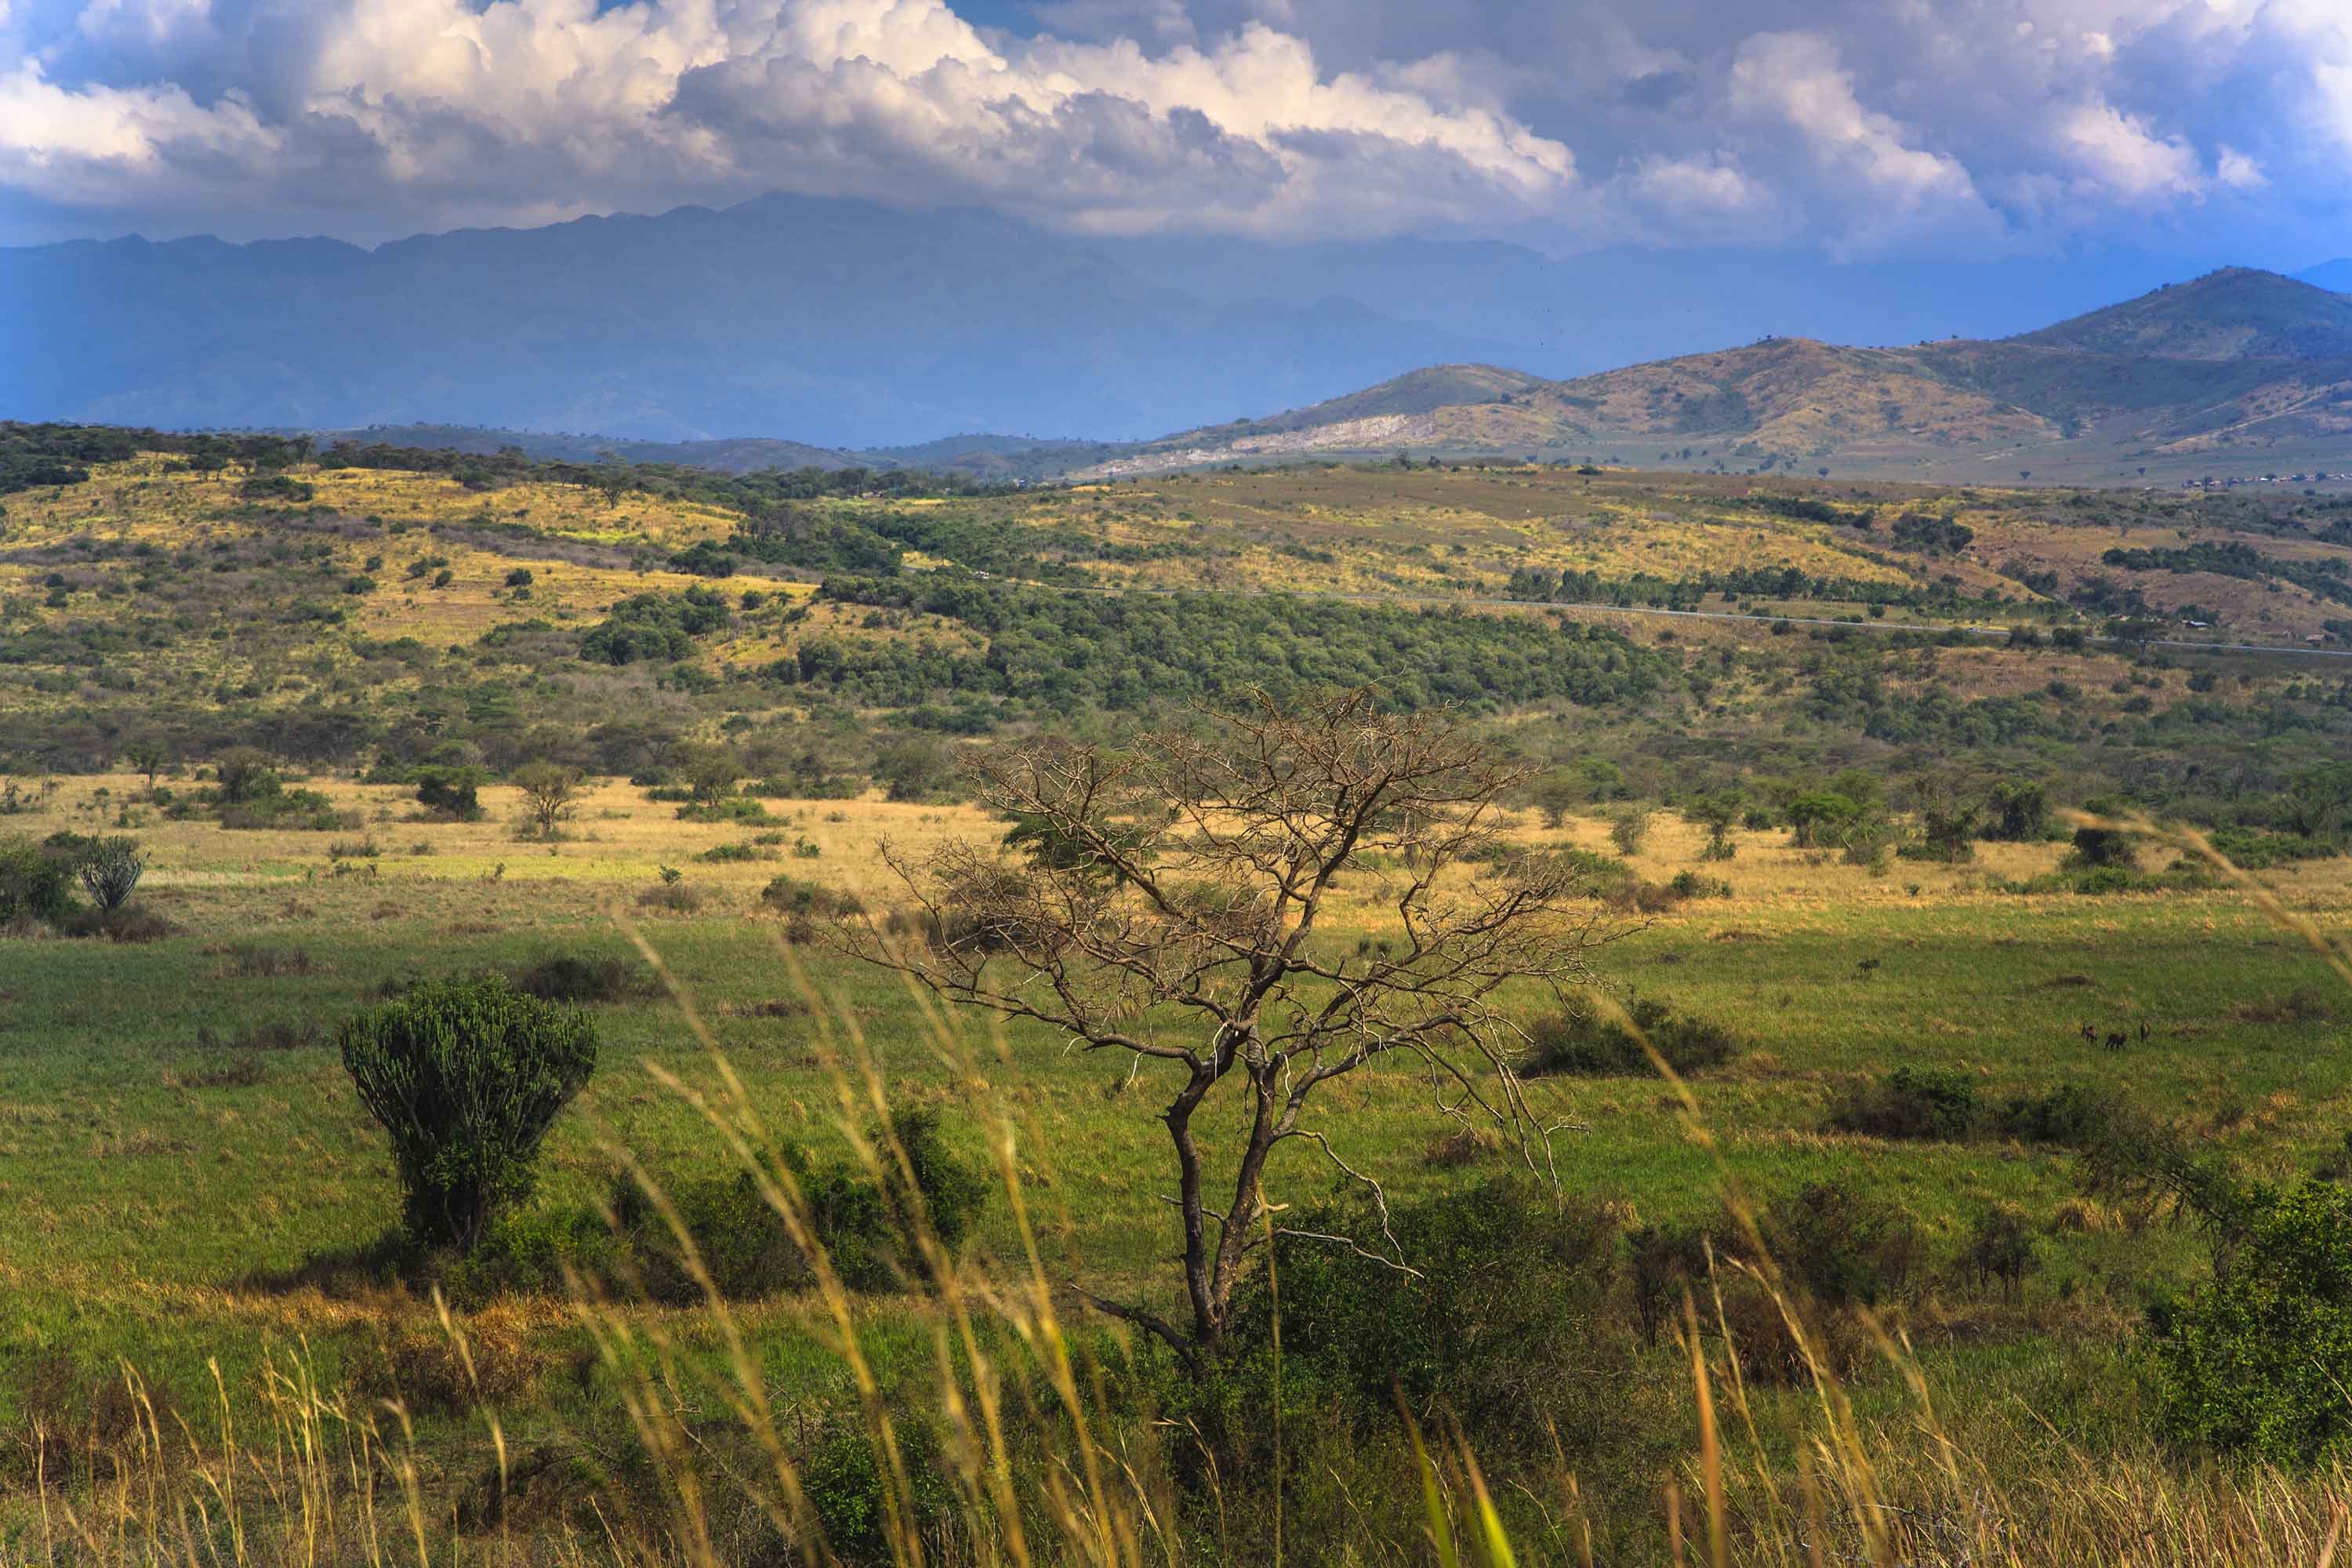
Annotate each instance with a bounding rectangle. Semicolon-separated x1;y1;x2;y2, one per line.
2;0;2349;267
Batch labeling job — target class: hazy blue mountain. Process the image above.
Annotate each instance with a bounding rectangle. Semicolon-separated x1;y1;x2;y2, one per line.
2299;259;2352;296
1100;236;2223;375
2;192;2256;449
0;195;1512;445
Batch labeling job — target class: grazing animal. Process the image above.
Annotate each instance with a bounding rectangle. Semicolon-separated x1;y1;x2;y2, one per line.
2139;1021;2151;1044
2103;1031;2127;1052
2079;1022;2097;1044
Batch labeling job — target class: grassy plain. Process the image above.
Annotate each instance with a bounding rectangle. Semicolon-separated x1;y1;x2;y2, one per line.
8;445;2352;1559
6;767;2352;1559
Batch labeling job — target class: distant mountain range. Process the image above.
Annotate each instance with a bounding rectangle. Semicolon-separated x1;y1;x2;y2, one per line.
7;191;2342;452
1098;267;2352;485
6;191;2352;485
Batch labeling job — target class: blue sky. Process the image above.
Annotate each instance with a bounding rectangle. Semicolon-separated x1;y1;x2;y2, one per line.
2;0;2348;270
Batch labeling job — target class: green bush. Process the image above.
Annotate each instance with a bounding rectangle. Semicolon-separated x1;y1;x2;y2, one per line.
1215;1177;1626;1455
759;874;866;919
1994;1083;2118;1145
1520;996;1739;1077
696;840;775;863
1757;1180;1920;1307
508;953;657;1004
339;975;597;1251
612;1109;988;1300
1827;1066;1980;1141
414;765;484;821
1962;1207;2038;1297
675;797;773;824
2147;1180;2352;1464
0;833;78;926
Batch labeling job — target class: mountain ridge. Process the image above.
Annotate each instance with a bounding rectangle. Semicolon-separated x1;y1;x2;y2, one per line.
1093;267;2352;485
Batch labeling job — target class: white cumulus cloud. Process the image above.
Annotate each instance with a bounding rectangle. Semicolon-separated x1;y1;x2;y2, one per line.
1;0;2347;256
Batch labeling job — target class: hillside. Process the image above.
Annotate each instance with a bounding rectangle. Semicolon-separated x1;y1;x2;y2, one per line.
1098;269;2352;486
5;426;2351;789
300;423;1137;483
2012;267;2352;359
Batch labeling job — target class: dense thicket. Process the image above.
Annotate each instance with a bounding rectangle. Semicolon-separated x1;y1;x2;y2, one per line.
783;578;1669;713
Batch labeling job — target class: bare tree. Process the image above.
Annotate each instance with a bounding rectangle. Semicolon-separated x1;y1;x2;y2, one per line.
513;761;586;839
836;689;1619;1368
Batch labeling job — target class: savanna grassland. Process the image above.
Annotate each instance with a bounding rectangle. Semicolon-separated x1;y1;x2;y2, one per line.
9;426;2352;1565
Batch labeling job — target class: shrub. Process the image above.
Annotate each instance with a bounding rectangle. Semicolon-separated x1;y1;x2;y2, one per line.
1962;1207;2038;1297
509;953;657;1004
216;789;348;832
2066;803;2140;870
0;834;79;927
2234;986;2336;1025
675;797;772;825
1828;1066;1981;1141
1756;1180;1921;1307
637;883;703;914
619;1108;988;1300
414;766;484;822
2147;1180;2352;1464
1607;808;1650;856
212;942;314;977
1668;869;1732;899
697;840;775;863
338;975;597;1251
759;874;866;920
1423;1125;1504;1167
1994;1083;2118;1145
1520;996;1740;1078
1628;1221;1715;1348
58;905;175;943
212;746;278;804
1215;1178;1625;1455
612;1169;811;1305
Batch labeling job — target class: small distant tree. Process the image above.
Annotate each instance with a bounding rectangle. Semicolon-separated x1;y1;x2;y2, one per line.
1907;775;1981;862
1784;791;1860;850
0;835;78;925
339;975;597;1252
682;746;744;805
2067;822;2138;870
124;737;169;793
1531;772;1581;829
839;690;1619;1367
513;761;586;839
415;765;484;821
1983;779;2049;843
1608;807;1651;857
212;746;278;804
1683;793;1742;861
874;740;950;803
2281;764;2352;840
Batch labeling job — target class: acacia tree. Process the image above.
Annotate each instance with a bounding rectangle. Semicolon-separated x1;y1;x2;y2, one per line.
513;761;586;839
124;736;169;793
837;689;1617;1367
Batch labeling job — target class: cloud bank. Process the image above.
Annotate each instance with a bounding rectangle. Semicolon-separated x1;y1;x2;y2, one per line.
2;0;2348;256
